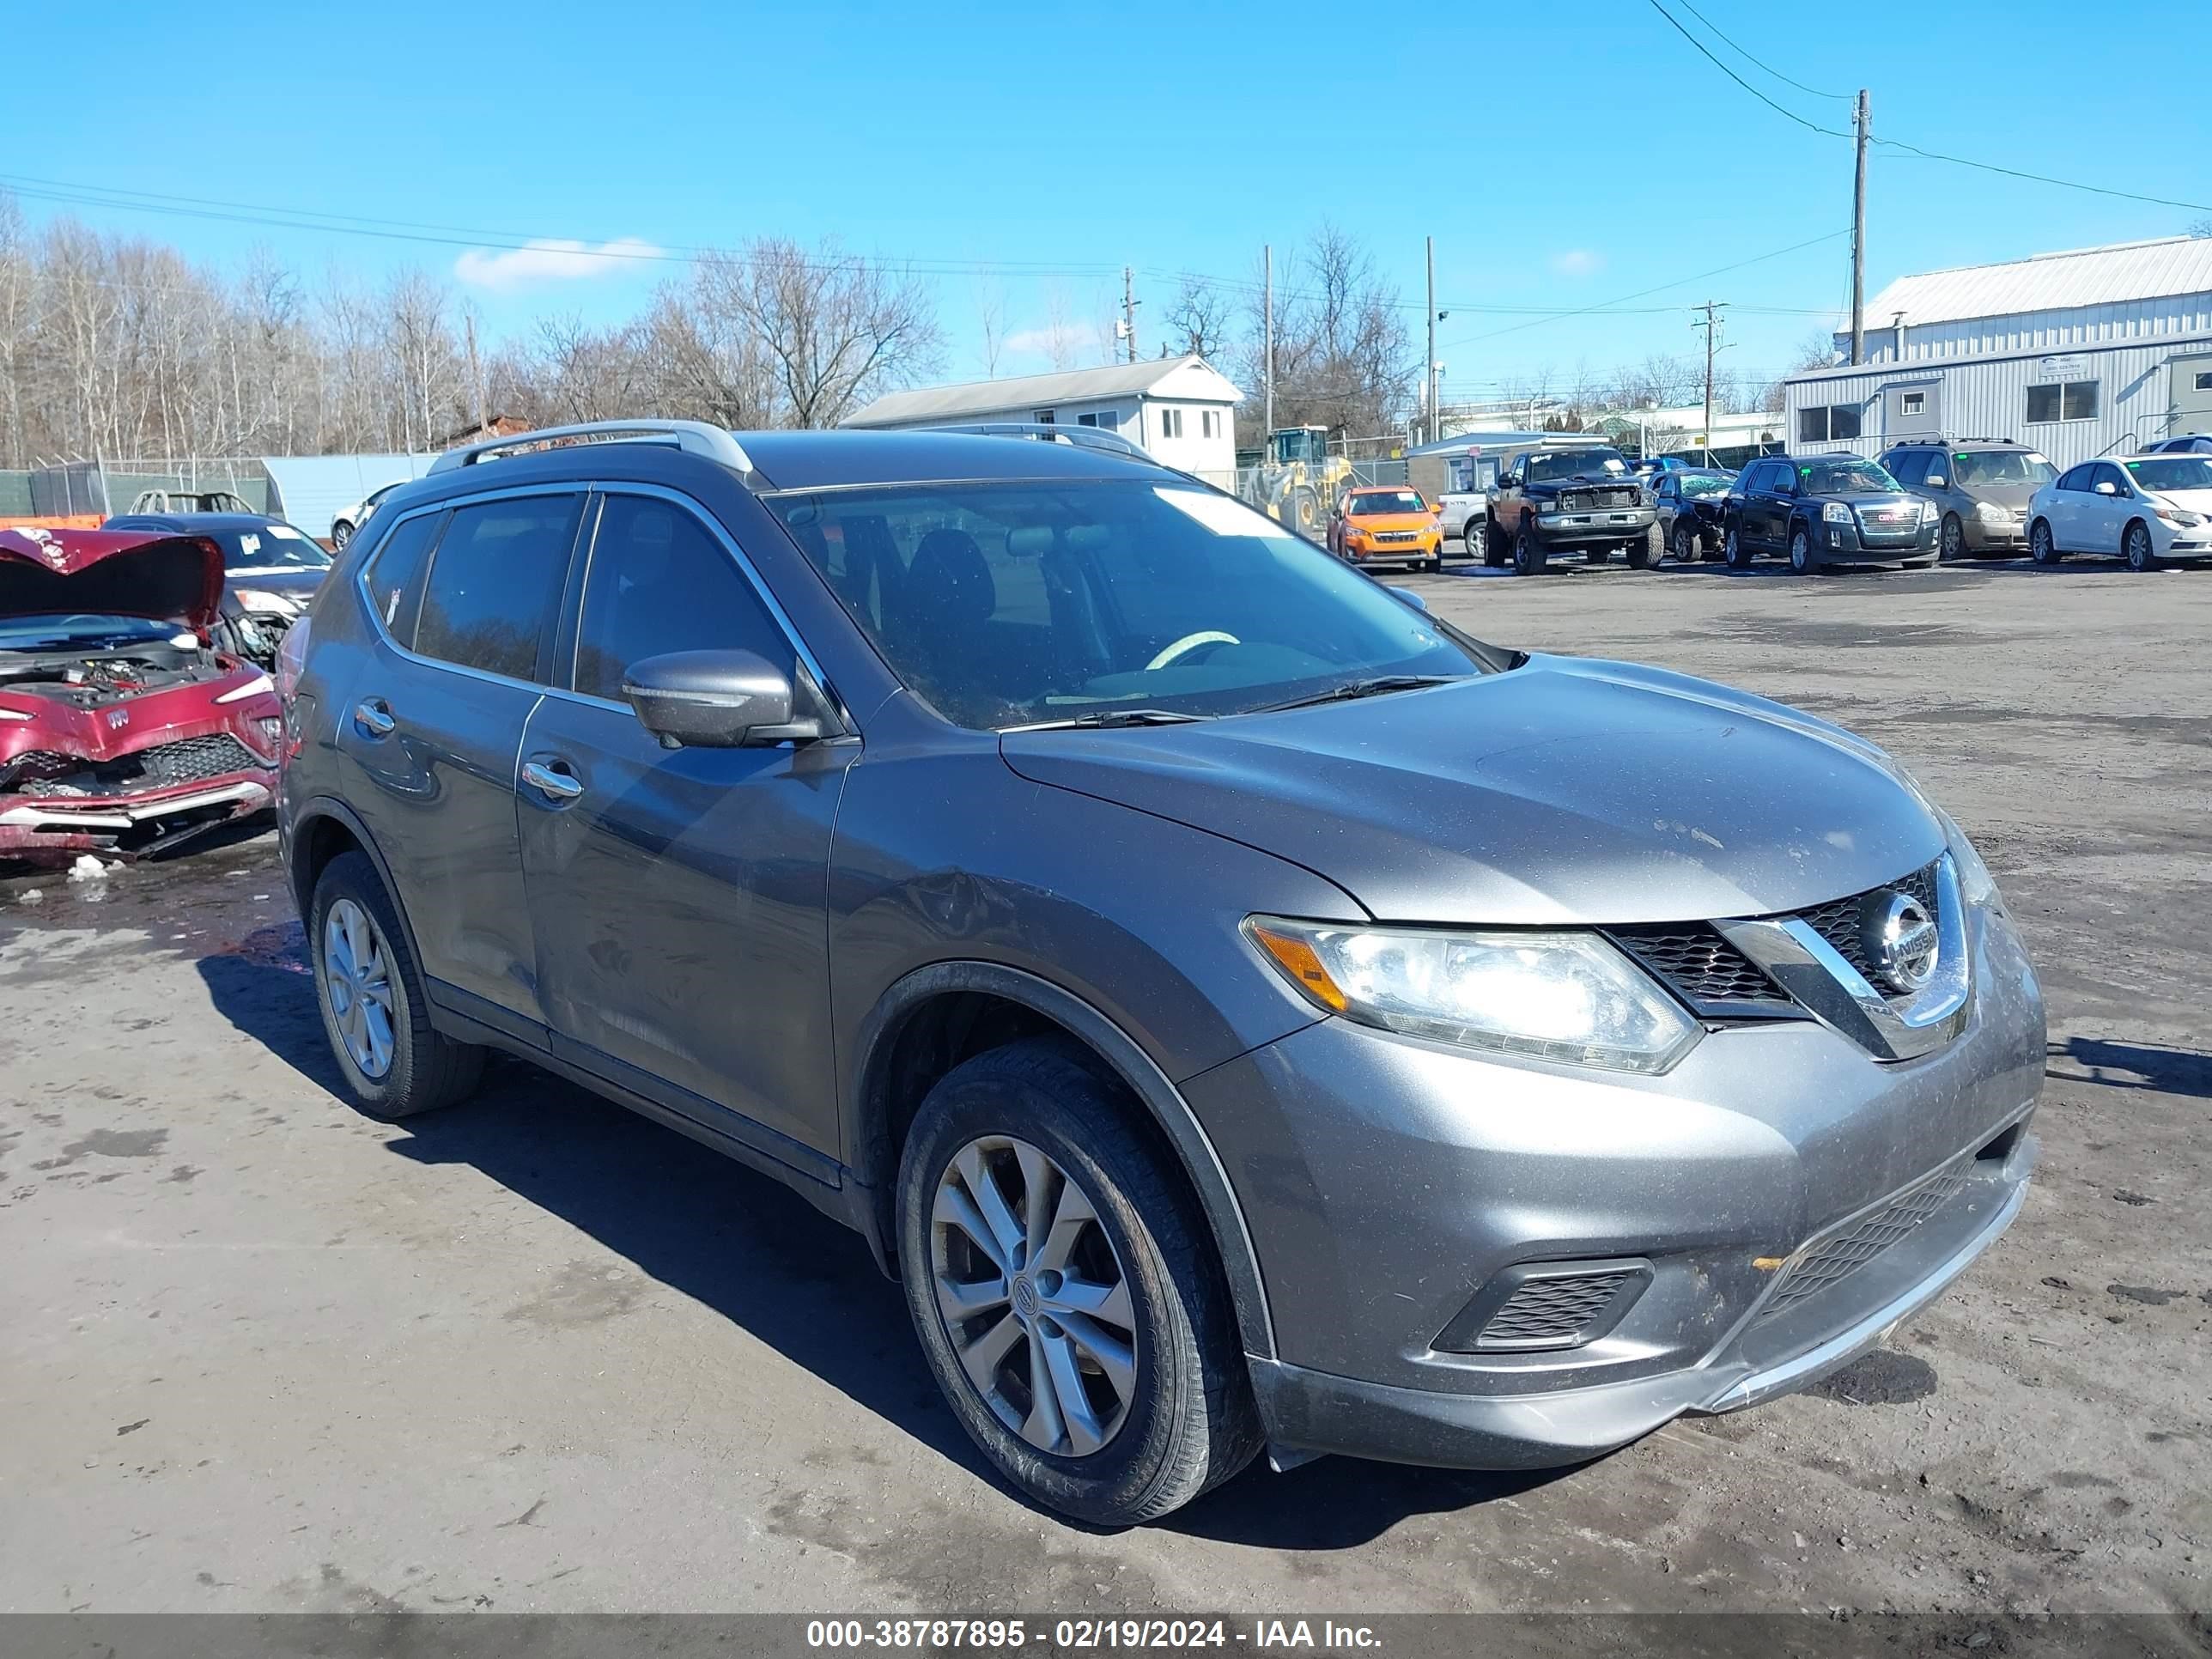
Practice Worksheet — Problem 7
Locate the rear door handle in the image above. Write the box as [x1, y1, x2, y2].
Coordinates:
[352, 698, 396, 738]
[521, 758, 584, 803]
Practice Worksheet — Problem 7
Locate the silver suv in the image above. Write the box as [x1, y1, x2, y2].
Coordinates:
[1879, 439, 2057, 560]
[277, 419, 2044, 1525]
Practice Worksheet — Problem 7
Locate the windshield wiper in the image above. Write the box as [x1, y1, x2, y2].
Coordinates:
[1251, 674, 1461, 714]
[1005, 708, 1212, 732]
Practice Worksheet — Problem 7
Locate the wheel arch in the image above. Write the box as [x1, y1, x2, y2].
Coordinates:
[848, 959, 1277, 1360]
[287, 799, 426, 975]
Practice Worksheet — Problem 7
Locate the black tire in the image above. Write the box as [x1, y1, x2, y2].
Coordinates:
[1512, 519, 1549, 575]
[2029, 519, 2063, 565]
[1626, 524, 1661, 569]
[1939, 514, 1965, 562]
[896, 1041, 1261, 1525]
[1483, 518, 1509, 567]
[331, 520, 355, 551]
[1724, 526, 1755, 569]
[1788, 521, 1820, 575]
[309, 850, 485, 1120]
[1671, 522, 1700, 564]
[2124, 520, 2160, 572]
[1289, 486, 1322, 538]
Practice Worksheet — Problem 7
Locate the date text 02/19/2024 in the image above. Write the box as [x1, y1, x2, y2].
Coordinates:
[804, 1619, 1382, 1650]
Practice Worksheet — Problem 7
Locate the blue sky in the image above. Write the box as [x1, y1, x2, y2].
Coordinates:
[9, 1, 2209, 402]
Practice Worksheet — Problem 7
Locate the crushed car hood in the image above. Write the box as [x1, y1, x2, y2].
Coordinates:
[1000, 656, 1945, 926]
[0, 526, 225, 629]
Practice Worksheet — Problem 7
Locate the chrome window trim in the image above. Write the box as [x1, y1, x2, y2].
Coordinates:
[352, 483, 586, 697]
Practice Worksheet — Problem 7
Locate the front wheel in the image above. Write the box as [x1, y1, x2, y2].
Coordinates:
[897, 1042, 1261, 1524]
[1939, 514, 1965, 562]
[1671, 522, 1701, 563]
[1626, 524, 1661, 569]
[2125, 520, 2160, 572]
[331, 519, 355, 551]
[1788, 524, 1820, 574]
[1513, 520, 1550, 575]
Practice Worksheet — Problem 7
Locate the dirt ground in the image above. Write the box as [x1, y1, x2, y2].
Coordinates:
[1, 551, 2206, 1622]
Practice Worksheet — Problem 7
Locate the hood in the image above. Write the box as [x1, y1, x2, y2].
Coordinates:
[1344, 512, 1437, 532]
[1000, 657, 1945, 926]
[227, 566, 326, 600]
[0, 526, 225, 629]
[1966, 481, 2039, 509]
[2148, 487, 2212, 514]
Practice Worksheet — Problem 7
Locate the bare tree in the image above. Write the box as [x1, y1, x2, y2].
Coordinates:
[710, 239, 942, 428]
[1233, 225, 1414, 447]
[1164, 276, 1233, 362]
[975, 270, 1007, 378]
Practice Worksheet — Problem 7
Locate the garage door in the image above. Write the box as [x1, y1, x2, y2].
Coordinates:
[2171, 353, 2212, 434]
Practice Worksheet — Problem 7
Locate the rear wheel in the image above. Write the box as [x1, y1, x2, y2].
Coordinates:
[331, 519, 355, 551]
[310, 852, 485, 1120]
[1584, 543, 1612, 566]
[1512, 519, 1549, 575]
[2125, 520, 2160, 572]
[1724, 526, 1755, 569]
[2030, 519, 2063, 565]
[896, 1042, 1261, 1524]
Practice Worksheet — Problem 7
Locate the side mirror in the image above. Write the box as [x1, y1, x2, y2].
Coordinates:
[622, 649, 827, 749]
[2094, 480, 2119, 496]
[1924, 473, 1948, 488]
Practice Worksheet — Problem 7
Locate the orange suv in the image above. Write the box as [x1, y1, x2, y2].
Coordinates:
[1327, 485, 1444, 572]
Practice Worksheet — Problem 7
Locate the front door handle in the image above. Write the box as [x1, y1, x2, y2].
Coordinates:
[352, 697, 396, 738]
[521, 759, 584, 803]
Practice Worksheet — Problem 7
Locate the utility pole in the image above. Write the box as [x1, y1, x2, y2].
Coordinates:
[1850, 88, 1869, 365]
[465, 311, 484, 431]
[1121, 266, 1138, 365]
[1425, 235, 1437, 446]
[1693, 301, 1729, 466]
[1262, 244, 1274, 439]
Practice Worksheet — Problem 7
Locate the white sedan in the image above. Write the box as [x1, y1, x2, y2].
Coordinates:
[2028, 454, 2212, 571]
[329, 481, 405, 550]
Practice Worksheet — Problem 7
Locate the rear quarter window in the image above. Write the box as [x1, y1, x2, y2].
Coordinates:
[360, 511, 443, 645]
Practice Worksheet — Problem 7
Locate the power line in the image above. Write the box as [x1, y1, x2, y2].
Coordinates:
[1643, 0, 1849, 137]
[1670, 0, 1850, 100]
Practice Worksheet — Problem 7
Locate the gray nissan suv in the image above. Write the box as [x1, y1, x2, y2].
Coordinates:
[276, 420, 2044, 1525]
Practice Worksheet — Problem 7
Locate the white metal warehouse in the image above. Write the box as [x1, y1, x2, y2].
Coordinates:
[1784, 236, 2212, 467]
[842, 356, 1243, 483]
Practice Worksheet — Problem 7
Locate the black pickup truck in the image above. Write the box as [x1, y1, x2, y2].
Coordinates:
[1485, 445, 1660, 575]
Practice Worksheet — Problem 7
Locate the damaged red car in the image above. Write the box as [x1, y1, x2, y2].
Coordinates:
[0, 526, 283, 865]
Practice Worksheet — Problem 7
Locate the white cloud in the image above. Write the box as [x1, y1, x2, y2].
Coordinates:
[1549, 249, 1603, 277]
[453, 237, 663, 292]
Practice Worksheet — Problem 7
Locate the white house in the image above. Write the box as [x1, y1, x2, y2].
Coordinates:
[843, 356, 1243, 482]
[1784, 235, 2212, 468]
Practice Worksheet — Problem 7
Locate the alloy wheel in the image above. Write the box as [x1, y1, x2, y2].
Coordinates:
[323, 897, 396, 1079]
[930, 1135, 1139, 1458]
[2126, 522, 2156, 571]
[1790, 528, 1813, 574]
[1674, 524, 1697, 563]
[1941, 515, 1964, 561]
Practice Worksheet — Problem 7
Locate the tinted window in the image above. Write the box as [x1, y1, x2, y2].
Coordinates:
[769, 481, 1494, 730]
[413, 494, 581, 681]
[1887, 450, 1929, 485]
[2055, 465, 2091, 492]
[574, 495, 789, 702]
[2091, 463, 2130, 495]
[362, 511, 443, 643]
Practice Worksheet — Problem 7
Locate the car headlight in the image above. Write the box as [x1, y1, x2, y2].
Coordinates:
[234, 588, 301, 617]
[1973, 501, 2011, 523]
[1822, 501, 1852, 524]
[2157, 507, 2205, 527]
[1245, 917, 1701, 1074]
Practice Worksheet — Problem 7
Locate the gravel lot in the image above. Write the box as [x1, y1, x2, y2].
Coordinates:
[2, 552, 2207, 1621]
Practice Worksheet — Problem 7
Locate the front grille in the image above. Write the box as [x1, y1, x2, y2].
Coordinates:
[13, 733, 263, 797]
[1562, 486, 1642, 512]
[1613, 925, 1788, 1010]
[1480, 1272, 1634, 1347]
[1756, 1159, 1971, 1323]
[1797, 860, 1940, 991]
[1371, 530, 1419, 544]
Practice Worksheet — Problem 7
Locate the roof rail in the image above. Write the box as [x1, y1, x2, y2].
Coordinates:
[930, 421, 1159, 465]
[427, 419, 757, 477]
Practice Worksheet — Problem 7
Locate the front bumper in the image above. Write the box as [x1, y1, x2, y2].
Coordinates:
[1534, 507, 1656, 546]
[1345, 537, 1441, 563]
[0, 773, 275, 862]
[1186, 899, 2045, 1468]
[1961, 514, 2028, 551]
[1821, 514, 1938, 561]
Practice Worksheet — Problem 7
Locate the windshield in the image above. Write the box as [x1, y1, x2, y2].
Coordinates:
[1346, 490, 1426, 516]
[2124, 456, 2212, 492]
[1951, 450, 2055, 487]
[1679, 474, 1733, 499]
[1527, 450, 1627, 483]
[225, 524, 332, 570]
[0, 614, 179, 652]
[1802, 459, 1898, 495]
[770, 481, 1497, 730]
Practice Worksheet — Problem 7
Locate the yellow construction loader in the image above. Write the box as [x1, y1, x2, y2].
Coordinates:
[1245, 426, 1355, 538]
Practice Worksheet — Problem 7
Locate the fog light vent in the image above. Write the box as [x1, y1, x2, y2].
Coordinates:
[1434, 1258, 1652, 1354]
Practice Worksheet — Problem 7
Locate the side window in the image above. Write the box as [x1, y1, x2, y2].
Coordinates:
[2092, 463, 2129, 495]
[573, 495, 790, 702]
[1887, 450, 1929, 486]
[2054, 465, 2088, 492]
[360, 511, 442, 645]
[413, 493, 582, 682]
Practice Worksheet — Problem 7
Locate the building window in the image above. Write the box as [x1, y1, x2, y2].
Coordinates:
[2195, 371, 2212, 392]
[1797, 403, 1862, 442]
[1200, 410, 1220, 439]
[1158, 408, 1183, 439]
[1076, 410, 1121, 431]
[1900, 392, 1926, 417]
[1032, 410, 1056, 426]
[2026, 380, 2099, 423]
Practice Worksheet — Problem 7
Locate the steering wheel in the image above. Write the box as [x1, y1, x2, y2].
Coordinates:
[1146, 630, 1241, 671]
